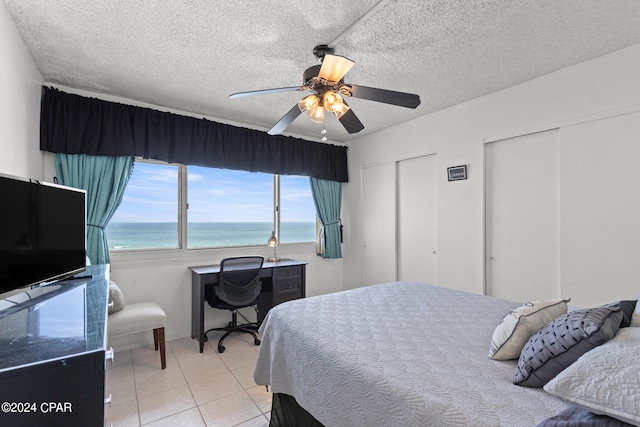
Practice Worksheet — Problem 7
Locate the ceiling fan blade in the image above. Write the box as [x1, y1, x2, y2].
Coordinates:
[267, 105, 302, 135]
[338, 108, 364, 134]
[318, 54, 355, 82]
[229, 86, 303, 99]
[343, 84, 421, 109]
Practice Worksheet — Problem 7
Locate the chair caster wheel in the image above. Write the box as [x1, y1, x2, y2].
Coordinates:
[254, 338, 261, 346]
[218, 345, 225, 353]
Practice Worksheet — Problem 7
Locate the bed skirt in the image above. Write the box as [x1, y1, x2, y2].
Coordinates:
[270, 393, 325, 427]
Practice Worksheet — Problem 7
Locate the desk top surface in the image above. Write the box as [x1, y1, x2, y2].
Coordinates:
[189, 258, 306, 275]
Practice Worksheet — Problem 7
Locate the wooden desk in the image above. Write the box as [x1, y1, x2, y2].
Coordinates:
[189, 259, 306, 353]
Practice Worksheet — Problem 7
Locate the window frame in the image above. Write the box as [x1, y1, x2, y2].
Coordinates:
[107, 159, 317, 254]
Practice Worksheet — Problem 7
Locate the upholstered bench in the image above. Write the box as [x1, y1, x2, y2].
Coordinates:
[107, 282, 167, 369]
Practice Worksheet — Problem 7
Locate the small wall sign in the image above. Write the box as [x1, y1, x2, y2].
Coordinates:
[447, 165, 467, 181]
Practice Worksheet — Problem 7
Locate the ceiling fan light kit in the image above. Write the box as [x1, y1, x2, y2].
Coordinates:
[299, 94, 325, 123]
[298, 91, 350, 123]
[323, 91, 349, 118]
[229, 45, 420, 140]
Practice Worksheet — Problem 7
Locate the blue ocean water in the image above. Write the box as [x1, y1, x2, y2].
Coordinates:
[105, 222, 315, 250]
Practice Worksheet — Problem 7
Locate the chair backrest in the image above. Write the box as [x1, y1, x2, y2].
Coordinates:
[216, 256, 264, 306]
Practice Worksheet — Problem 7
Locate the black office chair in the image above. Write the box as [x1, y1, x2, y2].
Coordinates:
[204, 256, 264, 353]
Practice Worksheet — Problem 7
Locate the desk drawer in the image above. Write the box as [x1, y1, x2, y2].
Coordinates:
[277, 279, 302, 294]
[273, 265, 302, 280]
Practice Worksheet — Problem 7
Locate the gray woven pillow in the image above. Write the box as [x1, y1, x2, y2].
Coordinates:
[603, 300, 637, 328]
[108, 281, 125, 314]
[514, 306, 623, 388]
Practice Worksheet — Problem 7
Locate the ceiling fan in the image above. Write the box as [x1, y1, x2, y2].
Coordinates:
[229, 45, 421, 140]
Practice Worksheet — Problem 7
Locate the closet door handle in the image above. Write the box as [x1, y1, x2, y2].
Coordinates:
[105, 347, 115, 365]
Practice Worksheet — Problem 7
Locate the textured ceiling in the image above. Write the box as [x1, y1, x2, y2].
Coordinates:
[3, 0, 640, 143]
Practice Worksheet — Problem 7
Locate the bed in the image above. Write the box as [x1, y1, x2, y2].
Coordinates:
[254, 281, 639, 427]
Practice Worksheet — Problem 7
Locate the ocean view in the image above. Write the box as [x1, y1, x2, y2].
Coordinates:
[105, 222, 316, 250]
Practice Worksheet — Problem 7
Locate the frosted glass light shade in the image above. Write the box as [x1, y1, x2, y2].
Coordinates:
[298, 94, 325, 123]
[308, 105, 325, 123]
[318, 54, 355, 82]
[298, 95, 319, 116]
[324, 91, 350, 119]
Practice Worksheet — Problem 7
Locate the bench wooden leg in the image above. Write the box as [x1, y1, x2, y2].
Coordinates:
[153, 327, 167, 369]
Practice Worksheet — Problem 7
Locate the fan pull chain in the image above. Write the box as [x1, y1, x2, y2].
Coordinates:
[321, 117, 327, 142]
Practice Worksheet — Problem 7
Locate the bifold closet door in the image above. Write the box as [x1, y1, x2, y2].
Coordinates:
[485, 129, 560, 302]
[559, 112, 640, 306]
[361, 162, 397, 286]
[397, 154, 437, 284]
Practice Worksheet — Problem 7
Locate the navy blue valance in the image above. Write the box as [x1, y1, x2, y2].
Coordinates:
[40, 87, 348, 182]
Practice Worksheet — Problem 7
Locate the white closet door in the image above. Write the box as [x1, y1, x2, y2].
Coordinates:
[485, 129, 560, 302]
[560, 112, 640, 306]
[361, 162, 397, 286]
[397, 154, 438, 283]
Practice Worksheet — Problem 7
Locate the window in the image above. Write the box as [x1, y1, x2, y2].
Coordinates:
[280, 175, 316, 243]
[187, 166, 273, 248]
[106, 161, 179, 250]
[106, 160, 317, 251]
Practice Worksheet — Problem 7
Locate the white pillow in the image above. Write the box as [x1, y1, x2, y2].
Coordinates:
[544, 327, 640, 426]
[488, 299, 569, 360]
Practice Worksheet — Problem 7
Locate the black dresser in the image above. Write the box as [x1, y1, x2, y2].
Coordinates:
[0, 264, 110, 427]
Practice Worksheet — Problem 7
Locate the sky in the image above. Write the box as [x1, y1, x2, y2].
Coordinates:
[110, 162, 316, 223]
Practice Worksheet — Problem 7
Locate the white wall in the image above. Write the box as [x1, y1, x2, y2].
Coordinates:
[0, 3, 44, 179]
[343, 43, 640, 304]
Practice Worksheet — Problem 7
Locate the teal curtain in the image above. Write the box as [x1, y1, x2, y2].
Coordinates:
[309, 177, 342, 259]
[55, 154, 134, 265]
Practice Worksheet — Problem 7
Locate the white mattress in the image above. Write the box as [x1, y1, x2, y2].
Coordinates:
[254, 281, 568, 426]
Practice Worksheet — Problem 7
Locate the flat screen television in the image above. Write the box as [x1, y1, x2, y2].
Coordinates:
[0, 173, 86, 296]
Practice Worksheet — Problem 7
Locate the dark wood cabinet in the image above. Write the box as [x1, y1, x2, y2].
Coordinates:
[259, 262, 305, 320]
[0, 265, 110, 427]
[273, 264, 305, 304]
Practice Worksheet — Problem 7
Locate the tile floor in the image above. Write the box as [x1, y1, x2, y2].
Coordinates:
[106, 332, 271, 427]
